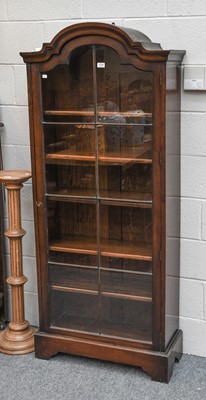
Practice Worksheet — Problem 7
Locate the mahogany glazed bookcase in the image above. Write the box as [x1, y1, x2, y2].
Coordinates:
[21, 22, 185, 382]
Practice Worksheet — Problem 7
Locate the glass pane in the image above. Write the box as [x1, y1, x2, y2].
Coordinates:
[100, 203, 152, 260]
[49, 264, 98, 291]
[101, 257, 152, 273]
[46, 162, 96, 197]
[96, 46, 153, 123]
[47, 200, 97, 255]
[44, 124, 95, 159]
[99, 163, 152, 202]
[49, 252, 98, 266]
[44, 124, 96, 197]
[50, 289, 99, 333]
[101, 297, 152, 341]
[98, 125, 152, 155]
[42, 43, 154, 343]
[101, 270, 152, 299]
[42, 46, 94, 123]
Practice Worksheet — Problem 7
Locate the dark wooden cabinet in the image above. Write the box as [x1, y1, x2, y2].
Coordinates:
[21, 23, 185, 382]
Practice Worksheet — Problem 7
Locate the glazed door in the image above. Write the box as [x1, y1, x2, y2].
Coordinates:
[41, 44, 154, 344]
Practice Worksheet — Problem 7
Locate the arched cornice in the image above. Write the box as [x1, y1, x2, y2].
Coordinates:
[20, 22, 170, 64]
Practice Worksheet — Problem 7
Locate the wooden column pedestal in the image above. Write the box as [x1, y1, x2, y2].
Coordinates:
[0, 170, 36, 354]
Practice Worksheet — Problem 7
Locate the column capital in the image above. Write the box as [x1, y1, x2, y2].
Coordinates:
[0, 170, 31, 186]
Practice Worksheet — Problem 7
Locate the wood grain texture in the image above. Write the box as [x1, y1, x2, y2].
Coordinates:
[0, 170, 36, 354]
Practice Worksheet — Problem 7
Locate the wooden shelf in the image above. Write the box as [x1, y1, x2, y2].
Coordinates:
[44, 110, 152, 119]
[101, 292, 152, 302]
[99, 150, 152, 164]
[45, 149, 152, 165]
[51, 314, 152, 343]
[46, 188, 96, 200]
[99, 190, 152, 203]
[46, 150, 95, 163]
[49, 237, 152, 261]
[101, 240, 152, 260]
[101, 320, 152, 342]
[43, 121, 153, 127]
[50, 265, 152, 300]
[50, 237, 98, 255]
[51, 285, 98, 295]
[51, 315, 99, 334]
[51, 285, 151, 302]
[99, 141, 152, 163]
[46, 189, 152, 206]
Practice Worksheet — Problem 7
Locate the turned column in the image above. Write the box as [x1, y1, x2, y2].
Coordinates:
[0, 170, 36, 354]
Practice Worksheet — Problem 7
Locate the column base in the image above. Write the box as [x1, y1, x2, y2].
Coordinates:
[0, 321, 36, 355]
